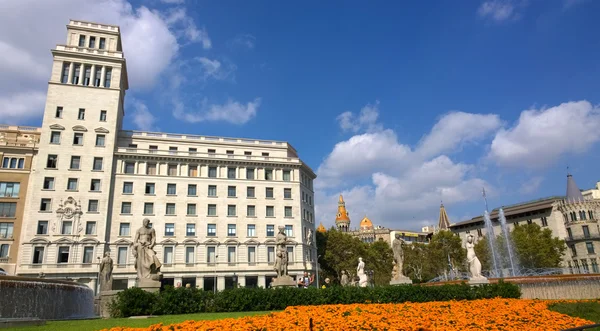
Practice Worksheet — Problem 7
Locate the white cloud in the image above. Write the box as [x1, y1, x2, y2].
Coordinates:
[196, 57, 237, 81]
[130, 99, 157, 131]
[160, 0, 185, 4]
[477, 0, 518, 22]
[519, 176, 544, 194]
[229, 34, 256, 49]
[163, 7, 211, 49]
[488, 101, 600, 168]
[173, 98, 261, 125]
[0, 91, 47, 123]
[337, 101, 382, 133]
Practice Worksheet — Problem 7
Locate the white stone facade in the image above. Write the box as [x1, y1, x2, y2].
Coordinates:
[16, 20, 317, 292]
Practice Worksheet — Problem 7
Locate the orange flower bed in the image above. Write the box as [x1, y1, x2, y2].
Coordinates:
[103, 298, 593, 331]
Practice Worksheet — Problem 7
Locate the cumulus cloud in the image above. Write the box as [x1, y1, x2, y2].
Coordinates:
[477, 0, 526, 22]
[519, 176, 544, 195]
[337, 101, 382, 133]
[130, 99, 157, 131]
[0, 91, 47, 124]
[488, 101, 600, 168]
[196, 57, 237, 81]
[173, 98, 261, 125]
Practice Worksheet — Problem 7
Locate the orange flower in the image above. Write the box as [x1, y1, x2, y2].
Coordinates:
[101, 299, 594, 331]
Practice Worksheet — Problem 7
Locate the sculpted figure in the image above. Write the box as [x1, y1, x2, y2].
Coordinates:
[274, 226, 288, 277]
[466, 234, 486, 280]
[392, 233, 406, 278]
[306, 228, 313, 247]
[340, 270, 349, 286]
[357, 257, 368, 287]
[99, 251, 113, 291]
[132, 218, 162, 280]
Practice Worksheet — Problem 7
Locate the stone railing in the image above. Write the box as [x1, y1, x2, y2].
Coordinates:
[116, 147, 301, 163]
[565, 233, 600, 242]
[122, 130, 288, 147]
[0, 257, 9, 263]
[55, 45, 123, 58]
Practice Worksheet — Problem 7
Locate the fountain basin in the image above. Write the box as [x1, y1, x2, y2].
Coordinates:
[425, 274, 600, 300]
[0, 275, 95, 320]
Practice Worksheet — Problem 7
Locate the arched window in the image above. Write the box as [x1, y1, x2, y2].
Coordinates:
[580, 211, 587, 220]
[571, 212, 577, 222]
[589, 211, 595, 220]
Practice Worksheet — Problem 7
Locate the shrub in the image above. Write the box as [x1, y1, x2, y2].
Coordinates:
[109, 282, 521, 317]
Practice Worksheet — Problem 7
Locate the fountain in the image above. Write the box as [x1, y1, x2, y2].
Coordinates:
[483, 210, 501, 277]
[498, 208, 520, 276]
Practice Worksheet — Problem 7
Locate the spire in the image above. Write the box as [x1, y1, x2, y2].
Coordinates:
[335, 194, 351, 232]
[438, 203, 451, 231]
[316, 222, 327, 233]
[566, 172, 584, 203]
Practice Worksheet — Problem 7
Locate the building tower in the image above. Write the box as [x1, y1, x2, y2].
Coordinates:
[438, 203, 451, 231]
[316, 222, 327, 233]
[335, 195, 351, 232]
[18, 20, 128, 288]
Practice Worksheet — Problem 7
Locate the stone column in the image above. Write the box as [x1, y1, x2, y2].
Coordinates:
[100, 66, 106, 87]
[78, 64, 84, 85]
[127, 278, 136, 288]
[258, 275, 266, 289]
[217, 276, 225, 291]
[90, 278, 97, 295]
[90, 64, 96, 86]
[237, 275, 246, 288]
[196, 276, 204, 289]
[67, 62, 74, 84]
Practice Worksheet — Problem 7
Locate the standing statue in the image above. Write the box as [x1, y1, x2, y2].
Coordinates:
[390, 233, 413, 284]
[99, 251, 113, 292]
[357, 257, 368, 287]
[466, 234, 488, 283]
[132, 218, 162, 282]
[306, 228, 313, 247]
[340, 270, 349, 286]
[271, 226, 296, 287]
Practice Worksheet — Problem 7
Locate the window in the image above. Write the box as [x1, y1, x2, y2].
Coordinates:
[188, 184, 197, 196]
[228, 186, 237, 197]
[244, 151, 252, 156]
[188, 165, 198, 177]
[37, 221, 48, 235]
[227, 167, 236, 179]
[284, 188, 292, 199]
[104, 68, 112, 88]
[167, 183, 177, 195]
[208, 166, 217, 178]
[83, 246, 94, 264]
[123, 182, 133, 194]
[477, 228, 483, 237]
[0, 182, 19, 197]
[78, 108, 85, 120]
[85, 221, 96, 235]
[207, 224, 216, 236]
[83, 65, 91, 85]
[169, 146, 178, 155]
[33, 247, 45, 264]
[55, 106, 63, 118]
[222, 204, 235, 217]
[69, 156, 80, 170]
[94, 67, 102, 86]
[90, 179, 101, 191]
[95, 134, 105, 147]
[246, 168, 255, 180]
[166, 203, 176, 215]
[146, 163, 157, 175]
[247, 186, 255, 198]
[163, 246, 174, 264]
[165, 223, 175, 236]
[121, 202, 131, 214]
[47, 155, 58, 169]
[43, 177, 54, 190]
[187, 203, 196, 215]
[583, 225, 591, 238]
[73, 133, 84, 145]
[248, 246, 256, 263]
[0, 223, 13, 238]
[186, 223, 196, 236]
[593, 259, 599, 273]
[168, 164, 177, 176]
[567, 228, 573, 239]
[267, 246, 275, 263]
[590, 211, 595, 220]
[39, 199, 51, 212]
[228, 246, 236, 264]
[285, 206, 292, 217]
[67, 178, 78, 191]
[72, 64, 81, 84]
[0, 244, 8, 258]
[208, 185, 217, 197]
[541, 217, 548, 227]
[207, 246, 216, 263]
[2, 158, 24, 169]
[143, 203, 154, 215]
[527, 219, 532, 225]
[145, 183, 155, 194]
[50, 131, 61, 144]
[570, 245, 577, 257]
[287, 246, 294, 262]
[78, 35, 86, 47]
[285, 225, 293, 237]
[581, 211, 587, 220]
[265, 169, 273, 180]
[99, 37, 106, 49]
[189, 148, 197, 155]
[266, 206, 274, 217]
[283, 170, 291, 181]
[119, 223, 130, 236]
[61, 63, 69, 83]
[228, 224, 236, 236]
[208, 149, 216, 156]
[61, 221, 72, 235]
[100, 110, 107, 121]
[185, 246, 195, 264]
[88, 200, 98, 212]
[266, 187, 274, 198]
[93, 157, 103, 171]
[247, 224, 256, 237]
[124, 162, 135, 174]
[247, 205, 256, 217]
[117, 247, 127, 265]
[266, 225, 275, 237]
[587, 242, 596, 254]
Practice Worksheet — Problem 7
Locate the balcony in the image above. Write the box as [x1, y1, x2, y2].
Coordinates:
[116, 147, 301, 163]
[0, 257, 9, 263]
[565, 233, 600, 242]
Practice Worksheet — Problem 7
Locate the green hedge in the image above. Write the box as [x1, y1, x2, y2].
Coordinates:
[108, 281, 520, 318]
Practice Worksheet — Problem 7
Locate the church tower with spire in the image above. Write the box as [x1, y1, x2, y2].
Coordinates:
[335, 195, 351, 232]
[438, 203, 451, 231]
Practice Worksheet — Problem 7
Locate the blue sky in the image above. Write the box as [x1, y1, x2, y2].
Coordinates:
[2, 0, 600, 230]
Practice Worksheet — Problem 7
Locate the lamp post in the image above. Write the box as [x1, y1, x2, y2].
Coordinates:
[214, 254, 218, 294]
[96, 256, 101, 295]
[315, 254, 321, 288]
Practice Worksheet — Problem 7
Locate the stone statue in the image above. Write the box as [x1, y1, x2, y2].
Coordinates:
[340, 270, 349, 286]
[357, 257, 368, 287]
[271, 226, 296, 287]
[306, 228, 313, 247]
[133, 218, 162, 282]
[390, 234, 412, 285]
[99, 252, 113, 292]
[466, 234, 488, 283]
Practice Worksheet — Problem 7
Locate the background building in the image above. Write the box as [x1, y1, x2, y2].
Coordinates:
[15, 20, 316, 292]
[0, 125, 40, 275]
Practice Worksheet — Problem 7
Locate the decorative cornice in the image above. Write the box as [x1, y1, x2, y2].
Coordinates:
[49, 124, 65, 130]
[95, 127, 110, 133]
[72, 125, 88, 132]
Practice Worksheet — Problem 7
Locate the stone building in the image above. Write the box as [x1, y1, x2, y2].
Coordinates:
[450, 173, 600, 274]
[0, 125, 41, 275]
[15, 20, 317, 292]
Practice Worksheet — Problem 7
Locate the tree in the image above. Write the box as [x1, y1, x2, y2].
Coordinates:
[474, 236, 491, 271]
[510, 223, 566, 269]
[321, 230, 367, 282]
[428, 230, 466, 277]
[365, 240, 393, 285]
[403, 243, 430, 282]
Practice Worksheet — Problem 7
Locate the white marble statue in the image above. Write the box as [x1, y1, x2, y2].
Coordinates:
[357, 257, 368, 287]
[133, 218, 162, 281]
[466, 234, 487, 282]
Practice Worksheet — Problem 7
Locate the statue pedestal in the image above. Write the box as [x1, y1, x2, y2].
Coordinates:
[99, 290, 122, 318]
[271, 275, 297, 288]
[390, 276, 413, 285]
[468, 277, 489, 285]
[137, 279, 161, 292]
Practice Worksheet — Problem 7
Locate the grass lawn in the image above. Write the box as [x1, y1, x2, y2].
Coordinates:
[549, 301, 600, 330]
[12, 311, 273, 331]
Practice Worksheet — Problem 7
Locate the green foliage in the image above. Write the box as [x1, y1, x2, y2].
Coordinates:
[474, 236, 491, 271]
[109, 282, 521, 317]
[511, 223, 566, 268]
[548, 301, 600, 324]
[321, 229, 368, 281]
[364, 240, 394, 285]
[403, 243, 433, 282]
